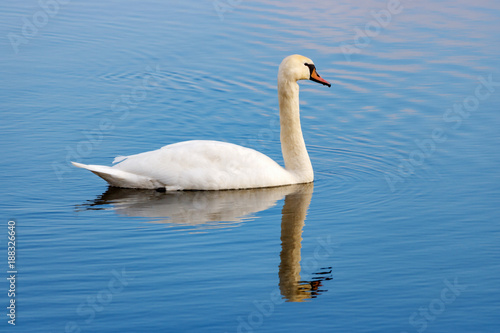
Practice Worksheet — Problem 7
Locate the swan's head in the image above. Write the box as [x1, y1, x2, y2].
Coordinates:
[279, 54, 331, 87]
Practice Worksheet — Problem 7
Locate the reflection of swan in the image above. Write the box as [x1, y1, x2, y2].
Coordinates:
[279, 183, 332, 302]
[72, 55, 330, 190]
[78, 184, 305, 226]
[78, 183, 332, 300]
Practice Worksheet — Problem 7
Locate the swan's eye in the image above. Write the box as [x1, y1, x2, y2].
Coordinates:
[304, 63, 316, 75]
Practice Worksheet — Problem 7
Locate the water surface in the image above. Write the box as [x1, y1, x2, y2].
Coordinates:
[1, 0, 499, 332]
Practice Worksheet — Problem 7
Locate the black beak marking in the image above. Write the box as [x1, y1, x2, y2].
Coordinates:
[304, 63, 331, 88]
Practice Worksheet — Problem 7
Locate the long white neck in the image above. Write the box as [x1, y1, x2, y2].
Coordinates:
[278, 79, 313, 183]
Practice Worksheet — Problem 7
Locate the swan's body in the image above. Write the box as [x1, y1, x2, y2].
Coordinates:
[73, 140, 295, 190]
[73, 55, 330, 190]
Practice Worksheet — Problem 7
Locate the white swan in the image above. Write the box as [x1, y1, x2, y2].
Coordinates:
[72, 54, 331, 190]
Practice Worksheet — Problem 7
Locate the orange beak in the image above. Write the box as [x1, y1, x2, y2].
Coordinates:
[310, 67, 331, 87]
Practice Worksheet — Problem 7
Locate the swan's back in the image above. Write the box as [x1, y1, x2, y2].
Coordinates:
[95, 140, 294, 190]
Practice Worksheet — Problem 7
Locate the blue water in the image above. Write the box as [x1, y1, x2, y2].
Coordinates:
[1, 0, 500, 332]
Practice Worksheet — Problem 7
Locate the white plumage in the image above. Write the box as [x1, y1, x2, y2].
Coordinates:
[72, 55, 331, 190]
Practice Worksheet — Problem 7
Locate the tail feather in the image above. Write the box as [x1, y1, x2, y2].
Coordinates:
[71, 162, 162, 189]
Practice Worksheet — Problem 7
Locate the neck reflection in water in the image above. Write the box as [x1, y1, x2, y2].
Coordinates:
[279, 183, 332, 302]
[78, 183, 332, 301]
